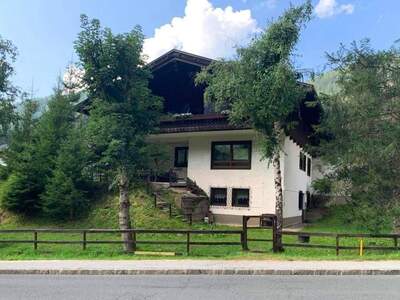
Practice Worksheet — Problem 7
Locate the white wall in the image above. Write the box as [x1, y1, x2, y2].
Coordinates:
[282, 137, 312, 218]
[187, 130, 276, 216]
[149, 130, 312, 220]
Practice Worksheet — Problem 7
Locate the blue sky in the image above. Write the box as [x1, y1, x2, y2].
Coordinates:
[0, 0, 399, 97]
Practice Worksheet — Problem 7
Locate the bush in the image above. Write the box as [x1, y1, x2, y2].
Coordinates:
[41, 126, 93, 220]
[0, 173, 42, 215]
[42, 170, 88, 220]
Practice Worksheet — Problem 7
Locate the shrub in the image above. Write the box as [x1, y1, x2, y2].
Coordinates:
[41, 169, 88, 220]
[0, 173, 42, 215]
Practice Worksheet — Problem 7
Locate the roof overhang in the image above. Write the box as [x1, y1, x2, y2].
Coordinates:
[148, 49, 214, 72]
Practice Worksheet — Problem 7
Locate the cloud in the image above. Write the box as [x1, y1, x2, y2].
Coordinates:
[315, 0, 355, 18]
[260, 0, 278, 9]
[143, 0, 259, 62]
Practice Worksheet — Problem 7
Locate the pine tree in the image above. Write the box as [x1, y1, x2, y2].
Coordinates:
[42, 125, 92, 220]
[1, 89, 79, 215]
[317, 40, 400, 232]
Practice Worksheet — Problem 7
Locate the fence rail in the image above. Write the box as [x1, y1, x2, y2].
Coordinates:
[1, 221, 400, 256]
[0, 228, 244, 254]
[281, 230, 400, 255]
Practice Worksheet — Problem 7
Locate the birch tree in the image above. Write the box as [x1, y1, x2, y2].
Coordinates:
[74, 15, 161, 252]
[196, 3, 312, 251]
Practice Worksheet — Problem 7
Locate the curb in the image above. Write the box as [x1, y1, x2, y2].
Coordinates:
[1, 269, 400, 275]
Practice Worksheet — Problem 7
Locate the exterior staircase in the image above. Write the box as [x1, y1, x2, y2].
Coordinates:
[150, 180, 210, 224]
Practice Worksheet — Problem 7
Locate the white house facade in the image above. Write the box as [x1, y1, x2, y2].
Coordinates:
[146, 49, 320, 226]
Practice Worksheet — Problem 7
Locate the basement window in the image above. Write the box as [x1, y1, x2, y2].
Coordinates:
[210, 188, 227, 206]
[211, 141, 251, 169]
[298, 191, 304, 210]
[232, 188, 250, 207]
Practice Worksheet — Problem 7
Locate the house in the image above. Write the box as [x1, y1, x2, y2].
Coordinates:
[147, 49, 322, 226]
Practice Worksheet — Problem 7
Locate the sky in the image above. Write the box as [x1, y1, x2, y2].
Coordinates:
[0, 0, 399, 97]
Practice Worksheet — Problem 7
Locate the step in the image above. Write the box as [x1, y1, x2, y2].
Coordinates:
[170, 182, 187, 188]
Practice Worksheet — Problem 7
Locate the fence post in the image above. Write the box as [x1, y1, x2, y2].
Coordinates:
[336, 235, 340, 256]
[186, 231, 190, 255]
[242, 216, 248, 251]
[133, 230, 137, 251]
[169, 203, 172, 218]
[188, 214, 192, 226]
[33, 231, 38, 250]
[82, 231, 87, 250]
[394, 236, 398, 250]
[153, 193, 157, 208]
[272, 216, 278, 253]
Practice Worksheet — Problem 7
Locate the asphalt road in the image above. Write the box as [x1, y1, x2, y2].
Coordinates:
[0, 275, 399, 300]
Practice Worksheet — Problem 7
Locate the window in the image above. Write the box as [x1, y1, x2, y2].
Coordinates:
[174, 147, 188, 168]
[307, 157, 312, 177]
[210, 188, 227, 206]
[298, 191, 304, 210]
[299, 152, 307, 172]
[232, 188, 250, 207]
[211, 141, 251, 169]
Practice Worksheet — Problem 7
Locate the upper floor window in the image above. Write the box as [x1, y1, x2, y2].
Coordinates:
[211, 141, 252, 169]
[307, 157, 311, 177]
[299, 152, 307, 172]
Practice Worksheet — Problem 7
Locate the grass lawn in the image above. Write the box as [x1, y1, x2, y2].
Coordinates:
[0, 188, 399, 260]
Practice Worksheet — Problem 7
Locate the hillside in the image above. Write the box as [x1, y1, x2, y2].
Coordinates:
[311, 70, 339, 95]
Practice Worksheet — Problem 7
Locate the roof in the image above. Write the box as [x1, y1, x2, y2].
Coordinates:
[148, 49, 214, 71]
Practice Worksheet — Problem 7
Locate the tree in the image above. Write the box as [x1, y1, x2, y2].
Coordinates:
[74, 15, 162, 252]
[316, 40, 400, 232]
[1, 88, 78, 215]
[0, 35, 18, 139]
[1, 100, 40, 214]
[42, 124, 92, 220]
[196, 3, 312, 251]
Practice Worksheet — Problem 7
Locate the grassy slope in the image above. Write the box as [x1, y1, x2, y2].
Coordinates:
[0, 189, 399, 260]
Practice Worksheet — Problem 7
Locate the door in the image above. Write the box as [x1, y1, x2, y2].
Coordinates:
[174, 147, 188, 180]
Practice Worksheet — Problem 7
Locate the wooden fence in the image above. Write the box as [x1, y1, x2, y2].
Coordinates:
[0, 220, 399, 256]
[0, 228, 244, 255]
[282, 231, 400, 256]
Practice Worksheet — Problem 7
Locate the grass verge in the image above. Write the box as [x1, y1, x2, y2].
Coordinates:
[0, 190, 399, 260]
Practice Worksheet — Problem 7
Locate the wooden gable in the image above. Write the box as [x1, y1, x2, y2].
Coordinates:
[148, 49, 212, 115]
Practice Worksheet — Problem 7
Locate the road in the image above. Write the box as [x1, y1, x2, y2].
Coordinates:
[0, 275, 399, 299]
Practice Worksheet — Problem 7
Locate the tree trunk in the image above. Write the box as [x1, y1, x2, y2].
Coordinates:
[118, 167, 134, 253]
[272, 122, 284, 252]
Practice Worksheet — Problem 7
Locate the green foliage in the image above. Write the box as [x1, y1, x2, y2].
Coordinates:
[0, 173, 41, 214]
[42, 125, 93, 220]
[1, 89, 88, 217]
[317, 40, 400, 232]
[74, 15, 162, 184]
[196, 2, 312, 158]
[1, 100, 41, 214]
[312, 178, 332, 195]
[0, 35, 18, 139]
[311, 71, 339, 95]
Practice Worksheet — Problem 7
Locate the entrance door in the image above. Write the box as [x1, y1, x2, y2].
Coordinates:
[174, 147, 188, 181]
